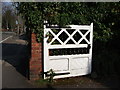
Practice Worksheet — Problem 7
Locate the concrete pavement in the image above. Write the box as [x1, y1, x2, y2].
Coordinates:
[2, 33, 35, 88]
[2, 63, 33, 88]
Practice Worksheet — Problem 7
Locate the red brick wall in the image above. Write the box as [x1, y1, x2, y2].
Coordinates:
[29, 33, 43, 80]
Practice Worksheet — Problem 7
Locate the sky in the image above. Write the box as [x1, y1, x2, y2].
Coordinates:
[2, 2, 13, 12]
[1, 0, 12, 2]
[2, 2, 12, 6]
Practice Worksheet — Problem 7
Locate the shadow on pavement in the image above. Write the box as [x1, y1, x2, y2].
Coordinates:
[2, 34, 30, 79]
[2, 43, 30, 78]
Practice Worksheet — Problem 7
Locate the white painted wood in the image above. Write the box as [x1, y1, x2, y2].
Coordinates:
[43, 25, 49, 79]
[48, 44, 88, 49]
[89, 23, 93, 73]
[71, 57, 89, 69]
[77, 29, 90, 44]
[70, 57, 89, 75]
[43, 23, 93, 79]
[48, 58, 69, 72]
[48, 29, 64, 45]
[68, 25, 90, 29]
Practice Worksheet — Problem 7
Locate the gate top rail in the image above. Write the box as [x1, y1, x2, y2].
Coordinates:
[44, 24, 91, 29]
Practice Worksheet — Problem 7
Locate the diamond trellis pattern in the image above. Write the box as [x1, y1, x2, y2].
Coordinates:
[66, 39, 75, 44]
[79, 39, 88, 44]
[86, 32, 90, 42]
[52, 29, 61, 35]
[80, 30, 87, 34]
[47, 31, 54, 43]
[77, 29, 90, 44]
[66, 29, 75, 34]
[51, 39, 61, 45]
[59, 31, 69, 42]
[48, 29, 64, 45]
[46, 28, 90, 45]
[73, 32, 82, 42]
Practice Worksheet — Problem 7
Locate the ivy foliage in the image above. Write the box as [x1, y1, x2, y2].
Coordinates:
[15, 2, 120, 42]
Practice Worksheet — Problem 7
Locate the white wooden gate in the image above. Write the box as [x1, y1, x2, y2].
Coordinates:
[44, 23, 93, 79]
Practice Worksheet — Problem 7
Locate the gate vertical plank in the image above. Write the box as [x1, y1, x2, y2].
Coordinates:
[89, 23, 93, 73]
[43, 25, 49, 79]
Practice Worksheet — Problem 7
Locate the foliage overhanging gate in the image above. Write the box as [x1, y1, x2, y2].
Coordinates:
[44, 23, 93, 79]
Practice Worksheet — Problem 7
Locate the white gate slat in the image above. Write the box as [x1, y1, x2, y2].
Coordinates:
[69, 25, 90, 29]
[48, 44, 88, 49]
[89, 23, 93, 73]
[43, 26, 49, 79]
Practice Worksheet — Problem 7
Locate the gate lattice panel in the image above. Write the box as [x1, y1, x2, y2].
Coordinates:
[44, 23, 93, 79]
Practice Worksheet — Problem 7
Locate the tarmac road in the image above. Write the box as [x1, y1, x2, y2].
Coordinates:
[0, 31, 15, 41]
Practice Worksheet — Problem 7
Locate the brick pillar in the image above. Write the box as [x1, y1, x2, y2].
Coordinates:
[30, 33, 42, 80]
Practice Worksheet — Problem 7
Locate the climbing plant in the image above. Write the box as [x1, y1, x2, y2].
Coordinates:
[14, 2, 120, 42]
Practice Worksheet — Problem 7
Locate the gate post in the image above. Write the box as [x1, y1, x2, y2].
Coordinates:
[29, 33, 43, 80]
